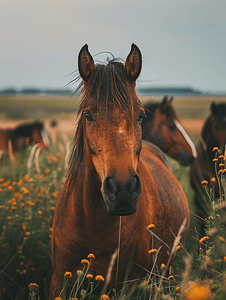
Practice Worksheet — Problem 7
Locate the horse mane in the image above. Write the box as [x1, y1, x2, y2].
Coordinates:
[62, 59, 141, 201]
[143, 100, 177, 126]
[13, 121, 44, 137]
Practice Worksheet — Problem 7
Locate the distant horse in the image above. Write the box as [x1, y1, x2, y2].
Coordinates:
[190, 102, 226, 232]
[0, 121, 49, 160]
[142, 96, 197, 166]
[50, 44, 189, 298]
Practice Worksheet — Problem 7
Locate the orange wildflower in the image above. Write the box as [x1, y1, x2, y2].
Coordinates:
[64, 271, 72, 277]
[95, 275, 105, 281]
[183, 281, 212, 300]
[81, 259, 89, 265]
[199, 236, 209, 244]
[87, 253, 95, 260]
[148, 249, 157, 254]
[101, 295, 110, 300]
[147, 224, 155, 229]
[219, 236, 226, 242]
[201, 180, 208, 185]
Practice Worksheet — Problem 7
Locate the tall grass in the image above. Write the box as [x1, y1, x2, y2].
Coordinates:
[1, 133, 226, 299]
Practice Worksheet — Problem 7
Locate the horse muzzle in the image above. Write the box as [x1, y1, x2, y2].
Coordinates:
[179, 151, 195, 166]
[102, 173, 141, 216]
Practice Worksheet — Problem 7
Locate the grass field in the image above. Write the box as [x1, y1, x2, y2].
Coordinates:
[0, 95, 226, 299]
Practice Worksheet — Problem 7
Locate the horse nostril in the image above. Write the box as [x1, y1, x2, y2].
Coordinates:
[104, 176, 117, 201]
[131, 174, 141, 200]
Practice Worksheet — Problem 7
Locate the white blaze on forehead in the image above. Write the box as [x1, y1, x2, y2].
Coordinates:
[174, 120, 197, 158]
[41, 130, 50, 146]
[119, 128, 124, 134]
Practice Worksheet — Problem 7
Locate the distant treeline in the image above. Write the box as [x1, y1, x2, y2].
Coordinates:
[0, 88, 73, 95]
[137, 86, 203, 96]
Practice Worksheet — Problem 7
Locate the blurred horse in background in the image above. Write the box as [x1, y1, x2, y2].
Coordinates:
[50, 44, 189, 298]
[190, 102, 226, 233]
[0, 121, 49, 160]
[142, 96, 197, 166]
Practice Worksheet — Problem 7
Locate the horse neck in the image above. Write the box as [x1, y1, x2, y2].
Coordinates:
[202, 117, 218, 159]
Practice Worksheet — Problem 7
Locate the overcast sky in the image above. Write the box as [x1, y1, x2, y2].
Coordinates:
[1, 0, 226, 93]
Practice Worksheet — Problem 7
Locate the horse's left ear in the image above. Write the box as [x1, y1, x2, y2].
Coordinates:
[211, 101, 217, 114]
[125, 44, 142, 83]
[78, 44, 95, 83]
[160, 96, 168, 112]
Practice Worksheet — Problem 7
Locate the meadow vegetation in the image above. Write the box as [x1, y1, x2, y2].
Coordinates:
[1, 95, 226, 299]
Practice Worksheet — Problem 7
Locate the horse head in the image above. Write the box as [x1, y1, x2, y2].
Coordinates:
[208, 102, 226, 155]
[77, 44, 144, 215]
[142, 96, 197, 165]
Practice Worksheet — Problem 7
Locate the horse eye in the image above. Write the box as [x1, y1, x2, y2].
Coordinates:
[84, 110, 93, 124]
[138, 111, 146, 125]
[168, 124, 176, 131]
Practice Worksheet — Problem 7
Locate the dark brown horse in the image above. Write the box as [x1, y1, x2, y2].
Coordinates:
[0, 121, 49, 160]
[50, 44, 189, 298]
[190, 102, 226, 232]
[142, 96, 197, 166]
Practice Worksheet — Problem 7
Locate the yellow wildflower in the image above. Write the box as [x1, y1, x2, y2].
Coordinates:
[210, 177, 216, 182]
[219, 155, 224, 159]
[86, 274, 94, 279]
[168, 275, 175, 280]
[17, 180, 23, 186]
[44, 168, 50, 174]
[218, 169, 224, 175]
[161, 263, 166, 268]
[95, 275, 105, 281]
[52, 192, 58, 198]
[224, 256, 226, 262]
[148, 249, 157, 254]
[0, 188, 2, 192]
[199, 236, 209, 244]
[7, 216, 11, 220]
[64, 271, 72, 277]
[212, 147, 219, 151]
[212, 158, 218, 162]
[81, 259, 89, 265]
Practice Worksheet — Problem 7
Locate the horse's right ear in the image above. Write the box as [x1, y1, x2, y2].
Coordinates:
[78, 44, 95, 82]
[211, 101, 217, 114]
[125, 44, 142, 83]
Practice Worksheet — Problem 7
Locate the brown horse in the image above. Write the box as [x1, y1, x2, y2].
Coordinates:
[142, 96, 197, 166]
[190, 102, 226, 233]
[0, 121, 49, 160]
[50, 44, 189, 298]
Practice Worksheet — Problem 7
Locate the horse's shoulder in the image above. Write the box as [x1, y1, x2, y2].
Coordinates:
[141, 140, 171, 170]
